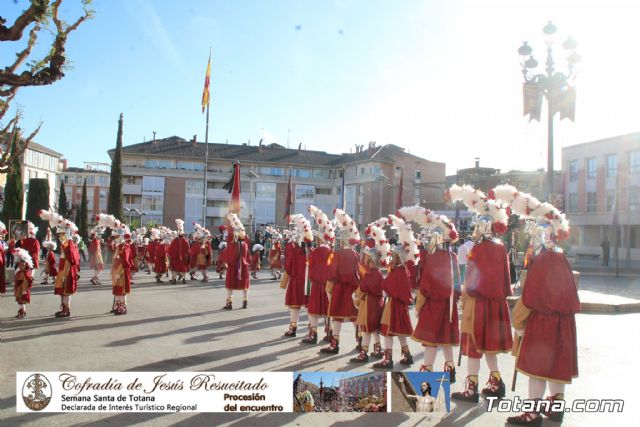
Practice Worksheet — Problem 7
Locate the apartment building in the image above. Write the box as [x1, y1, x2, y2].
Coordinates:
[59, 162, 111, 220]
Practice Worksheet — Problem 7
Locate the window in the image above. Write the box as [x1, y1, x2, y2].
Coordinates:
[295, 184, 315, 200]
[126, 176, 137, 184]
[142, 195, 163, 211]
[568, 193, 578, 212]
[370, 166, 381, 176]
[630, 151, 640, 175]
[292, 168, 312, 178]
[606, 190, 615, 211]
[569, 160, 578, 181]
[124, 194, 138, 204]
[186, 180, 204, 195]
[415, 170, 421, 179]
[313, 169, 326, 178]
[145, 158, 173, 169]
[316, 188, 332, 195]
[63, 175, 69, 184]
[630, 190, 639, 211]
[256, 183, 276, 199]
[86, 175, 95, 185]
[177, 161, 204, 171]
[207, 181, 225, 189]
[259, 167, 284, 176]
[142, 176, 164, 193]
[607, 154, 617, 177]
[586, 192, 597, 212]
[586, 158, 596, 179]
[414, 187, 420, 203]
[360, 167, 365, 175]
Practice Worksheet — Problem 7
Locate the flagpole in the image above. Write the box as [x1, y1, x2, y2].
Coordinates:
[203, 102, 209, 225]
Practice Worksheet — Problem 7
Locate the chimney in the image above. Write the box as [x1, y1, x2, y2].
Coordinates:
[475, 157, 480, 168]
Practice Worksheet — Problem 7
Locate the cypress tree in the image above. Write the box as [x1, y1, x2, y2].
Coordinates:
[2, 155, 23, 224]
[107, 113, 124, 221]
[58, 180, 69, 217]
[74, 203, 82, 229]
[79, 179, 89, 239]
[25, 178, 50, 241]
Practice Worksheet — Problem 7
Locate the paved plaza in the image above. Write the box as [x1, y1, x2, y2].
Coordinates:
[1, 265, 637, 426]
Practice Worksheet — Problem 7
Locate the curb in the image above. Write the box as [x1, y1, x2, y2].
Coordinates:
[507, 296, 640, 314]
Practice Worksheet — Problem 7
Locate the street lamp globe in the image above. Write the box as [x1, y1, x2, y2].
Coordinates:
[518, 41, 533, 56]
[543, 21, 557, 35]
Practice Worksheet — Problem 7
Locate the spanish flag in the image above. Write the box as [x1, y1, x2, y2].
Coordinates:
[201, 54, 211, 113]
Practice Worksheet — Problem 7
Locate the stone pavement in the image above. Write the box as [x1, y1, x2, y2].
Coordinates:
[1, 266, 636, 426]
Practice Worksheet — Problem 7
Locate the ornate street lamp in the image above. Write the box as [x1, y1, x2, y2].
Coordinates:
[518, 21, 580, 201]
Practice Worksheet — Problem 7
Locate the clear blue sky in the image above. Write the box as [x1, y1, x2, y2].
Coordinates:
[4, 0, 640, 174]
[406, 371, 450, 411]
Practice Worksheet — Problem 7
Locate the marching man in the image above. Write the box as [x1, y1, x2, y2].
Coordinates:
[13, 248, 34, 318]
[215, 241, 227, 279]
[267, 229, 283, 280]
[449, 184, 513, 402]
[320, 209, 361, 355]
[41, 240, 58, 285]
[190, 223, 212, 282]
[21, 221, 41, 272]
[168, 219, 190, 284]
[399, 206, 460, 380]
[492, 185, 580, 426]
[301, 205, 335, 345]
[372, 214, 417, 369]
[221, 213, 250, 309]
[154, 229, 169, 283]
[349, 219, 390, 363]
[88, 229, 104, 285]
[282, 214, 312, 337]
[96, 214, 132, 315]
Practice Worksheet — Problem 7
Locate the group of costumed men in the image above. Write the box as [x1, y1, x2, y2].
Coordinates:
[274, 182, 578, 426]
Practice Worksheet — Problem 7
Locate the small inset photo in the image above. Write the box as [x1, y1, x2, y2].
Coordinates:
[391, 372, 451, 413]
[293, 371, 387, 412]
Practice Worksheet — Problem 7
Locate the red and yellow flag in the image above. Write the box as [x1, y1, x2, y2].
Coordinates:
[201, 54, 211, 113]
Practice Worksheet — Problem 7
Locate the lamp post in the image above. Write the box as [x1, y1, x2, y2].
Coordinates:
[518, 21, 580, 201]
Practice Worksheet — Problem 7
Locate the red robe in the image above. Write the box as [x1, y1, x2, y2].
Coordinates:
[21, 237, 41, 269]
[380, 265, 413, 336]
[89, 239, 104, 270]
[55, 241, 79, 296]
[269, 242, 282, 269]
[147, 240, 158, 264]
[413, 250, 460, 346]
[406, 259, 419, 290]
[112, 243, 133, 296]
[223, 240, 250, 290]
[0, 245, 5, 294]
[356, 265, 384, 333]
[327, 247, 359, 321]
[216, 245, 227, 273]
[307, 244, 332, 316]
[168, 237, 190, 273]
[517, 250, 580, 383]
[250, 252, 261, 272]
[189, 242, 201, 270]
[462, 239, 513, 356]
[154, 244, 168, 274]
[45, 250, 58, 277]
[285, 243, 308, 308]
[14, 268, 33, 303]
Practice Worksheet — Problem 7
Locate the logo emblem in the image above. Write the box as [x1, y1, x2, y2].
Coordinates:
[22, 373, 52, 411]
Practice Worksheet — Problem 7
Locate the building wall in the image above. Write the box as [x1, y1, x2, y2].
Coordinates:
[163, 176, 185, 228]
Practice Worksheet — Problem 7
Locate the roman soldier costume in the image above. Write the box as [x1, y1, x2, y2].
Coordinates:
[154, 229, 170, 283]
[320, 209, 361, 355]
[190, 223, 212, 282]
[491, 185, 579, 425]
[372, 214, 417, 369]
[349, 218, 390, 363]
[21, 221, 41, 270]
[282, 214, 312, 337]
[221, 213, 250, 309]
[250, 243, 263, 279]
[266, 226, 283, 280]
[168, 219, 190, 284]
[216, 241, 228, 279]
[399, 206, 460, 381]
[13, 248, 34, 318]
[41, 240, 58, 285]
[301, 205, 335, 344]
[449, 184, 512, 403]
[88, 228, 105, 285]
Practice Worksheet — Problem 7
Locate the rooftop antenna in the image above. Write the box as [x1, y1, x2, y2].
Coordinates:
[287, 128, 291, 149]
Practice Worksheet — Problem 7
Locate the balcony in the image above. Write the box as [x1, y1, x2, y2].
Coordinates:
[207, 188, 229, 199]
[206, 207, 227, 217]
[123, 184, 142, 195]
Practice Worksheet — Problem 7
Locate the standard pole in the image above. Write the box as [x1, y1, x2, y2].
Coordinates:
[202, 102, 210, 225]
[547, 102, 554, 202]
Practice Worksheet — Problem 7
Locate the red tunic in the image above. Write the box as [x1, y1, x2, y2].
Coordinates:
[45, 250, 58, 277]
[0, 245, 5, 294]
[269, 242, 282, 269]
[197, 242, 212, 269]
[112, 243, 133, 296]
[89, 239, 104, 271]
[285, 243, 308, 308]
[406, 259, 419, 290]
[154, 244, 168, 274]
[216, 246, 227, 273]
[327, 248, 359, 321]
[250, 252, 261, 272]
[189, 242, 201, 269]
[168, 237, 190, 273]
[356, 265, 384, 332]
[146, 240, 158, 264]
[14, 268, 33, 303]
[517, 250, 580, 383]
[223, 240, 250, 290]
[21, 237, 41, 269]
[462, 239, 513, 355]
[307, 244, 332, 316]
[380, 265, 414, 336]
[412, 250, 460, 346]
[55, 241, 79, 296]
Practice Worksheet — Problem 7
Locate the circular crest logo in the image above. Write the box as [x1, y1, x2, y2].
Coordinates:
[22, 373, 52, 411]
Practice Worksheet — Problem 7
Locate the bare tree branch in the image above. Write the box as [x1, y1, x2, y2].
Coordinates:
[0, 0, 47, 42]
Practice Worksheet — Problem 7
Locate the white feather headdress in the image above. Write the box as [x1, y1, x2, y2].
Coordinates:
[14, 247, 34, 269]
[226, 213, 245, 236]
[308, 205, 335, 243]
[449, 184, 508, 235]
[364, 217, 392, 267]
[333, 208, 361, 246]
[175, 219, 185, 235]
[290, 213, 313, 243]
[388, 214, 419, 264]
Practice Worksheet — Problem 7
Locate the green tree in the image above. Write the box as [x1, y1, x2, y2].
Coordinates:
[74, 203, 81, 229]
[107, 113, 124, 221]
[2, 155, 23, 224]
[25, 177, 50, 241]
[79, 178, 88, 239]
[58, 180, 69, 217]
